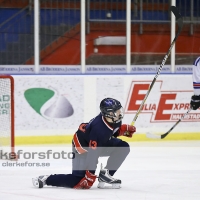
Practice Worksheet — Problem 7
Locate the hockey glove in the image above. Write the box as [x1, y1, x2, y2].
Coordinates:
[190, 95, 200, 110]
[118, 124, 136, 138]
[73, 170, 96, 189]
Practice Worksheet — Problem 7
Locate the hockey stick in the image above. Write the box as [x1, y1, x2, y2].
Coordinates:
[130, 6, 183, 127]
[146, 108, 192, 139]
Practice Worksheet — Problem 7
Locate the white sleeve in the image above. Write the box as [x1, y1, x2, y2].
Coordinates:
[193, 56, 200, 95]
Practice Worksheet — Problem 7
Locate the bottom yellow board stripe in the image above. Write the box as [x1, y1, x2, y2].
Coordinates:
[15, 133, 200, 145]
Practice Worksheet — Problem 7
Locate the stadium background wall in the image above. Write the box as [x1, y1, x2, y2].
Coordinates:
[10, 74, 200, 145]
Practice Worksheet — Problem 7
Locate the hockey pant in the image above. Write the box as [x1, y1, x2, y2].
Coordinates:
[46, 138, 130, 188]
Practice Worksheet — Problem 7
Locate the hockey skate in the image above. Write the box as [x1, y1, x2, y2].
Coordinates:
[32, 175, 49, 188]
[97, 168, 121, 189]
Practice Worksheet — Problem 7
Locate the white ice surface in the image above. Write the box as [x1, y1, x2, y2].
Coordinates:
[1, 141, 200, 200]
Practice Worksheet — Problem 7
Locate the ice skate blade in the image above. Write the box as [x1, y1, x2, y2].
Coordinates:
[97, 182, 121, 189]
[32, 178, 43, 188]
[32, 178, 39, 188]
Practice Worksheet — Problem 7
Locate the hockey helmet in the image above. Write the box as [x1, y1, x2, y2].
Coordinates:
[100, 98, 124, 122]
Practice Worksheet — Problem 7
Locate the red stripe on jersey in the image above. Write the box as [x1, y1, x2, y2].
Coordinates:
[102, 116, 113, 130]
[73, 133, 87, 154]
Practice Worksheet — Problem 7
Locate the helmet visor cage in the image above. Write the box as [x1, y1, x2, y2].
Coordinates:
[100, 98, 124, 121]
[112, 107, 124, 122]
[104, 107, 124, 122]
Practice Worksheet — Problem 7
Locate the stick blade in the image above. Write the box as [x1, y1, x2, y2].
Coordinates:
[170, 6, 181, 19]
[170, 6, 183, 30]
[146, 132, 161, 139]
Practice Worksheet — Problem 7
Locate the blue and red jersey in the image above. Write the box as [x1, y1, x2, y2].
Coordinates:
[72, 113, 122, 173]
